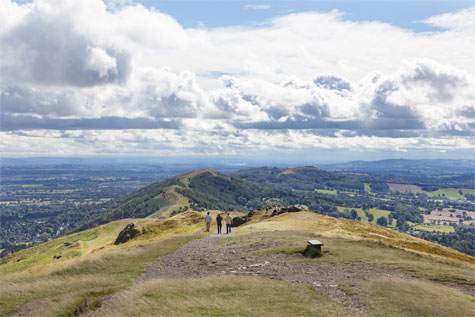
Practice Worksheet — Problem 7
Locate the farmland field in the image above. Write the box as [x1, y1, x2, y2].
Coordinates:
[412, 224, 455, 233]
[336, 206, 393, 226]
[389, 185, 474, 200]
[388, 183, 421, 191]
[315, 189, 338, 195]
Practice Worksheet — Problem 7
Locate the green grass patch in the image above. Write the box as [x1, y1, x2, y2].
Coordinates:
[0, 228, 101, 275]
[336, 206, 368, 222]
[336, 207, 393, 226]
[397, 189, 474, 200]
[314, 189, 338, 195]
[412, 224, 455, 233]
[364, 183, 371, 192]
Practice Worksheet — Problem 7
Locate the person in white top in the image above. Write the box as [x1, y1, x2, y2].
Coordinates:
[205, 212, 212, 232]
[225, 213, 232, 234]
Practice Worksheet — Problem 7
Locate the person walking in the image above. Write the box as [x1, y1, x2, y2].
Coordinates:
[205, 212, 212, 232]
[216, 213, 223, 234]
[225, 212, 232, 234]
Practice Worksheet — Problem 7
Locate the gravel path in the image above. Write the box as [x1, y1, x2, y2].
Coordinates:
[124, 230, 408, 313]
[87, 229, 475, 315]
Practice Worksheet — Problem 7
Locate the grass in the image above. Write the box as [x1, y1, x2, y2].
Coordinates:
[337, 206, 368, 222]
[337, 282, 359, 296]
[223, 230, 475, 285]
[362, 278, 475, 317]
[364, 183, 371, 192]
[0, 234, 202, 316]
[237, 211, 475, 271]
[0, 228, 102, 275]
[0, 211, 207, 315]
[94, 276, 359, 317]
[0, 211, 205, 276]
[396, 188, 474, 200]
[336, 206, 393, 226]
[412, 224, 455, 233]
[314, 188, 338, 195]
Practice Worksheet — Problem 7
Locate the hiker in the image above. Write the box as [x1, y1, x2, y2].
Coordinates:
[205, 212, 212, 232]
[274, 206, 278, 213]
[225, 212, 233, 234]
[216, 213, 223, 234]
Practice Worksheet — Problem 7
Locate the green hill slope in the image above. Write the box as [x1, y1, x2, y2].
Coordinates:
[232, 166, 364, 191]
[79, 169, 294, 230]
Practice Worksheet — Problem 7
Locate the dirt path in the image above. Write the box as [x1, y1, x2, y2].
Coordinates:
[90, 230, 409, 314]
[150, 186, 187, 218]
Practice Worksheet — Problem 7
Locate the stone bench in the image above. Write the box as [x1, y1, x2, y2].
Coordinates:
[304, 240, 324, 257]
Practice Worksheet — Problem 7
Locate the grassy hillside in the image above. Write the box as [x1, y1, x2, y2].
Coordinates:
[77, 169, 298, 230]
[1, 210, 474, 316]
[232, 166, 364, 191]
[0, 211, 206, 316]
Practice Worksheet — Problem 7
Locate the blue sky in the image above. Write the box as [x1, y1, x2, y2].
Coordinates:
[136, 0, 473, 31]
[1, 0, 474, 160]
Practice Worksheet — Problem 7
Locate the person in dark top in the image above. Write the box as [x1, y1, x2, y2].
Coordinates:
[216, 213, 223, 234]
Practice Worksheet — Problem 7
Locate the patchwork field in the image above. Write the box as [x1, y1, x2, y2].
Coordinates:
[388, 183, 421, 191]
[388, 184, 474, 200]
[423, 208, 475, 225]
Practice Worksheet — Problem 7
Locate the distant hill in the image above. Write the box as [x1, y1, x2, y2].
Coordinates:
[321, 159, 475, 176]
[78, 169, 295, 230]
[232, 166, 364, 191]
[320, 159, 475, 188]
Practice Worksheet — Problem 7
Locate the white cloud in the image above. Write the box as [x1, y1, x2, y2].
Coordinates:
[244, 4, 271, 10]
[0, 0, 474, 156]
[424, 7, 475, 33]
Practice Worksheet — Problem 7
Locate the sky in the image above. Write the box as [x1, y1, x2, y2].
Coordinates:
[0, 0, 474, 161]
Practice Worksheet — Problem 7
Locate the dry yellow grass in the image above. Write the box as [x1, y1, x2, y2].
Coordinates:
[240, 211, 475, 263]
[0, 234, 202, 316]
[0, 211, 205, 277]
[94, 276, 359, 317]
[0, 212, 208, 315]
[363, 278, 475, 316]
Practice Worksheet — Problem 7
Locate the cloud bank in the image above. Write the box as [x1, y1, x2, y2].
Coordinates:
[0, 0, 474, 156]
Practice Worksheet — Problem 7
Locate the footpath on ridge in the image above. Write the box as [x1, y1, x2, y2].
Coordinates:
[89, 229, 408, 314]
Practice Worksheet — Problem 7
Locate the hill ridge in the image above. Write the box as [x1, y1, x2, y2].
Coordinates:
[2, 209, 473, 316]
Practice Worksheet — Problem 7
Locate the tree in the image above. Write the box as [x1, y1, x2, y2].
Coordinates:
[367, 213, 374, 222]
[376, 216, 387, 227]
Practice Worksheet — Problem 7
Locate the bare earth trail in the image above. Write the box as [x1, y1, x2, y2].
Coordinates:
[90, 230, 411, 314]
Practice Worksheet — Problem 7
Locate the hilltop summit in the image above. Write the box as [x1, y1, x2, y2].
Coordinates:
[78, 169, 290, 230]
[1, 209, 473, 316]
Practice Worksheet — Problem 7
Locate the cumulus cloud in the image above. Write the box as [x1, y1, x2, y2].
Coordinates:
[0, 0, 131, 86]
[0, 0, 473, 156]
[313, 74, 351, 91]
[424, 7, 475, 33]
